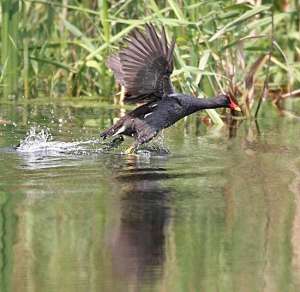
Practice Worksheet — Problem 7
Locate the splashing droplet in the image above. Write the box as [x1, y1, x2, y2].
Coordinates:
[17, 127, 52, 152]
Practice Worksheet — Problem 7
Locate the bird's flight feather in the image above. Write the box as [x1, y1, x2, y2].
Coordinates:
[106, 23, 175, 104]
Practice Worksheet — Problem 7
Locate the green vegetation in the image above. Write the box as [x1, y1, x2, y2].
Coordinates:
[0, 0, 299, 118]
[1, 0, 19, 98]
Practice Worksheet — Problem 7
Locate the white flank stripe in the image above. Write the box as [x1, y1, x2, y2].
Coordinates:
[113, 125, 126, 136]
[144, 113, 152, 118]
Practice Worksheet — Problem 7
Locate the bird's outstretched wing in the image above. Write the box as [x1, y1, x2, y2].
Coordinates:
[107, 23, 175, 103]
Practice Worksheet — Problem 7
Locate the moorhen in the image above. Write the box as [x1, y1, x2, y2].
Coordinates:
[101, 23, 240, 153]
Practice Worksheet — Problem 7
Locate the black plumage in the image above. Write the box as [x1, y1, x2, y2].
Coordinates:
[102, 23, 240, 153]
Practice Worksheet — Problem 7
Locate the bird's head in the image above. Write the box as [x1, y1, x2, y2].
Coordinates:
[221, 94, 241, 111]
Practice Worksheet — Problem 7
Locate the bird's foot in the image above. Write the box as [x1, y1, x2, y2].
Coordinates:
[110, 135, 124, 147]
[124, 144, 137, 154]
[103, 135, 124, 151]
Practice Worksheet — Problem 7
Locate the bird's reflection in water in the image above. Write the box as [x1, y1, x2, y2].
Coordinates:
[108, 155, 172, 291]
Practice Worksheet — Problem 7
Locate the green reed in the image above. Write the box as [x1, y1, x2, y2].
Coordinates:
[0, 0, 299, 119]
[1, 0, 19, 98]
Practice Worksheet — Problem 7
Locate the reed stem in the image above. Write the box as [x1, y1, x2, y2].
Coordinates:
[1, 0, 20, 98]
[100, 0, 110, 50]
[22, 0, 29, 98]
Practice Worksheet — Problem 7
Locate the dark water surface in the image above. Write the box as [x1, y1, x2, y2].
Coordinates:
[0, 99, 300, 292]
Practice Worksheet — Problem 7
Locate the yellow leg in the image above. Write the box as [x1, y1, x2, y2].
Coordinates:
[124, 144, 136, 154]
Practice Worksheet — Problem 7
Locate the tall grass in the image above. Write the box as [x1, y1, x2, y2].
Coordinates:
[1, 0, 19, 98]
[0, 0, 299, 118]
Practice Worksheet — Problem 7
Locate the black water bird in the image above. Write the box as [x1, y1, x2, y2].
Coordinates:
[101, 23, 240, 153]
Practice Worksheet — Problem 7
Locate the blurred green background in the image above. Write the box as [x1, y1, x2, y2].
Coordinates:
[0, 0, 299, 112]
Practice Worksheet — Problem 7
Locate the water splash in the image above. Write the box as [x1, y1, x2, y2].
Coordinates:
[17, 127, 52, 151]
[136, 131, 170, 156]
[16, 126, 170, 160]
[16, 126, 103, 155]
